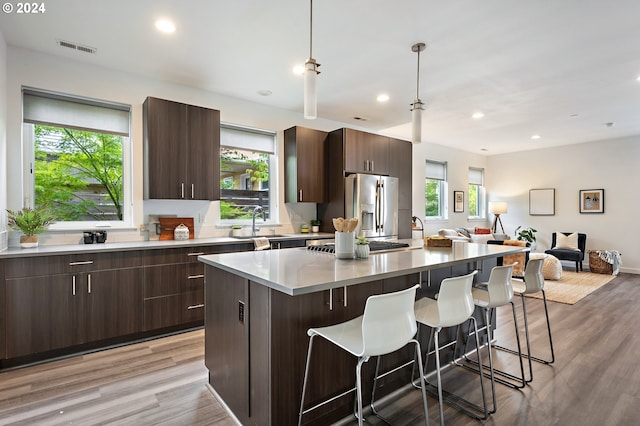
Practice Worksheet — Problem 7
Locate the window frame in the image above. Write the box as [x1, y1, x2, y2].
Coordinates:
[22, 87, 133, 230]
[425, 160, 448, 221]
[218, 122, 278, 225]
[468, 167, 486, 220]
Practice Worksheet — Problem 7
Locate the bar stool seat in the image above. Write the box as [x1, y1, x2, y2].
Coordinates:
[413, 270, 488, 426]
[298, 284, 430, 426]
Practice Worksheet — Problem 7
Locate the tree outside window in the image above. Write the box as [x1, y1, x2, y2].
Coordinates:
[220, 147, 270, 220]
[34, 125, 124, 221]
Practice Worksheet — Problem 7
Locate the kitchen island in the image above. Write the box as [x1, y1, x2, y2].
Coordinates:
[199, 241, 527, 426]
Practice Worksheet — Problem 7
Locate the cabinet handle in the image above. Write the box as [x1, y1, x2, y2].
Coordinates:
[181, 183, 185, 199]
[328, 288, 333, 311]
[343, 286, 348, 307]
[187, 304, 205, 310]
[370, 160, 374, 172]
[188, 274, 205, 279]
[365, 160, 369, 171]
[187, 252, 205, 257]
[69, 260, 93, 266]
[191, 183, 195, 199]
[87, 274, 92, 294]
[72, 276, 76, 296]
[299, 189, 303, 202]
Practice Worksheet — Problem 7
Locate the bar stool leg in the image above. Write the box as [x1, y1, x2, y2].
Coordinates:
[541, 290, 556, 364]
[433, 327, 445, 426]
[298, 335, 316, 426]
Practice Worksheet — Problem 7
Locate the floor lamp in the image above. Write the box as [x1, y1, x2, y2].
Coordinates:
[489, 201, 507, 234]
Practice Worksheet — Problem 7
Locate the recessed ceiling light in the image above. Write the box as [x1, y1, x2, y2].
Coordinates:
[637, 75, 640, 81]
[472, 112, 484, 119]
[155, 19, 176, 33]
[293, 65, 305, 75]
[531, 134, 541, 140]
[377, 94, 390, 102]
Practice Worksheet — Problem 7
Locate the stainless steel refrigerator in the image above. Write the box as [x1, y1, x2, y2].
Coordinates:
[345, 174, 399, 239]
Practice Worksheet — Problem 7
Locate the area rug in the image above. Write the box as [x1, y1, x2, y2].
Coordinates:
[523, 271, 616, 305]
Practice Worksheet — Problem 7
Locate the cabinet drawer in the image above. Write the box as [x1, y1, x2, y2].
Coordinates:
[3, 251, 142, 278]
[142, 246, 213, 266]
[143, 289, 204, 330]
[144, 263, 204, 298]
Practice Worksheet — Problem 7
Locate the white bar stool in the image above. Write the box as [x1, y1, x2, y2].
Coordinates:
[506, 257, 555, 382]
[413, 270, 488, 425]
[461, 264, 526, 414]
[298, 284, 430, 426]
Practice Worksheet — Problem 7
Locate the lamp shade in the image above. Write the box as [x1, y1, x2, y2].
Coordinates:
[411, 100, 423, 143]
[304, 60, 317, 119]
[489, 201, 508, 215]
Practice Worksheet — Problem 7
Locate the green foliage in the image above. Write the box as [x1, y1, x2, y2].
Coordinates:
[220, 201, 252, 220]
[355, 235, 369, 245]
[515, 226, 537, 243]
[468, 184, 478, 216]
[310, 219, 321, 226]
[425, 179, 441, 217]
[34, 126, 123, 221]
[7, 207, 56, 236]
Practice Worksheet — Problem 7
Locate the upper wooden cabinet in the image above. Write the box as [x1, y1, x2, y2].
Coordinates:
[284, 126, 327, 203]
[143, 97, 220, 200]
[340, 128, 390, 175]
[388, 137, 412, 211]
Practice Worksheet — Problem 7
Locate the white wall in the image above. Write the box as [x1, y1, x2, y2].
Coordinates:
[4, 47, 359, 246]
[0, 33, 7, 251]
[411, 141, 489, 236]
[486, 136, 639, 273]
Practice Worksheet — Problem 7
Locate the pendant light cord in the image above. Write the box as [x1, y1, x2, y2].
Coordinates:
[309, 0, 313, 59]
[416, 47, 421, 100]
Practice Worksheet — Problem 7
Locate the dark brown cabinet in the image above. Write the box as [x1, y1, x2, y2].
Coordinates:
[284, 126, 327, 203]
[143, 96, 220, 200]
[4, 253, 143, 359]
[341, 128, 389, 175]
[389, 137, 413, 239]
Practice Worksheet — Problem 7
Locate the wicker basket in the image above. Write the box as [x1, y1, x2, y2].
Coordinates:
[425, 236, 452, 248]
[588, 250, 613, 275]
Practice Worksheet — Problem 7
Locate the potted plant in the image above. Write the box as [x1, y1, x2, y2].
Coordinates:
[515, 226, 537, 249]
[230, 225, 243, 237]
[355, 236, 370, 259]
[310, 219, 321, 233]
[7, 207, 56, 248]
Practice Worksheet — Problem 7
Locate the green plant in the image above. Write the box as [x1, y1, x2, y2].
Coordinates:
[355, 236, 369, 245]
[7, 207, 56, 236]
[310, 219, 321, 226]
[231, 225, 243, 230]
[515, 226, 537, 243]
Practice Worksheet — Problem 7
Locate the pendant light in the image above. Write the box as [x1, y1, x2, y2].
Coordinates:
[304, 0, 320, 119]
[410, 42, 426, 143]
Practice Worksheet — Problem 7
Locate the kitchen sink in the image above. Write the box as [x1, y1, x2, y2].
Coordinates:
[229, 234, 288, 239]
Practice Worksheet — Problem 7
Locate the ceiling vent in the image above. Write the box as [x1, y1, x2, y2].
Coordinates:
[56, 39, 97, 54]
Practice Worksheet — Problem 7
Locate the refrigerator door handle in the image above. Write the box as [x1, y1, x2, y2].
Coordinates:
[379, 180, 385, 232]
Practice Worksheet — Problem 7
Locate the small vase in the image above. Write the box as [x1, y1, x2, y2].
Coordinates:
[311, 225, 320, 233]
[355, 244, 370, 259]
[20, 235, 38, 248]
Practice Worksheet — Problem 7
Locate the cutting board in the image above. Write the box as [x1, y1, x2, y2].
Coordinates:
[159, 217, 195, 240]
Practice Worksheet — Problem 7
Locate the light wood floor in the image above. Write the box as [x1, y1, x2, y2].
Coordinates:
[1, 272, 638, 425]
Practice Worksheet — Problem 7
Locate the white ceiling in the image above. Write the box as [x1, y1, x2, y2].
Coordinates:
[1, 0, 640, 154]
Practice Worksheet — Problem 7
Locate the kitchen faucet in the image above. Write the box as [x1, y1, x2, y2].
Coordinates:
[252, 205, 266, 237]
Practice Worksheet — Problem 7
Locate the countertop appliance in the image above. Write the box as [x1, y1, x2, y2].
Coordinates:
[306, 240, 410, 254]
[345, 174, 399, 239]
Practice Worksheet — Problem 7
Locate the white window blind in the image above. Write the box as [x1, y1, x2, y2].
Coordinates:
[23, 88, 130, 136]
[469, 167, 484, 185]
[426, 160, 447, 181]
[220, 123, 276, 154]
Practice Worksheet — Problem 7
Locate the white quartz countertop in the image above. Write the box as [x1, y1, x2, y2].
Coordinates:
[198, 239, 528, 296]
[0, 233, 333, 259]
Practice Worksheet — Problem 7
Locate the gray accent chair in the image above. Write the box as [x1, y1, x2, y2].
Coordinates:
[545, 232, 587, 272]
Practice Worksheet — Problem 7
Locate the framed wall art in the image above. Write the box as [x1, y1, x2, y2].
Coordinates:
[529, 188, 555, 215]
[454, 191, 464, 212]
[579, 189, 604, 214]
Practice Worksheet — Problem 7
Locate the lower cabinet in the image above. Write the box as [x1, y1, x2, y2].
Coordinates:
[5, 267, 143, 359]
[205, 266, 417, 426]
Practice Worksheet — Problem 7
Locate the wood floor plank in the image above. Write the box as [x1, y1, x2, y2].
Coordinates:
[1, 275, 639, 425]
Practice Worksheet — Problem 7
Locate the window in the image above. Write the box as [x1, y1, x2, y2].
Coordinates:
[468, 167, 486, 219]
[219, 124, 276, 221]
[425, 160, 447, 219]
[22, 88, 131, 227]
